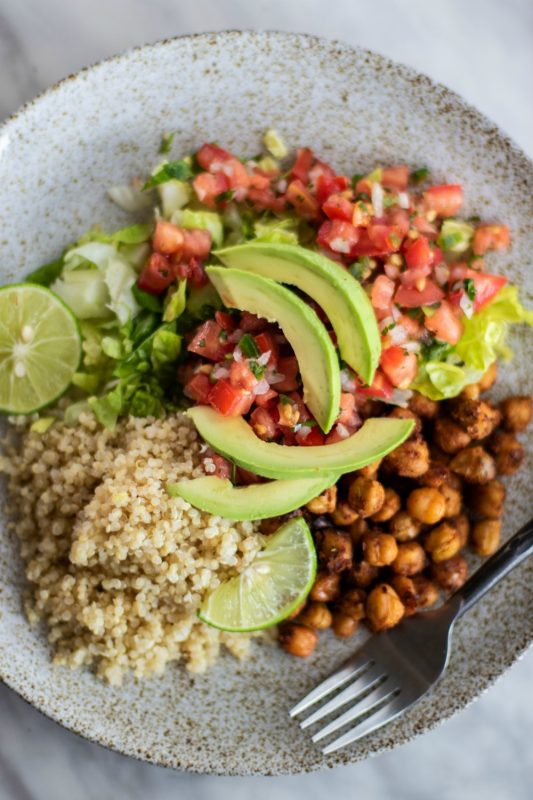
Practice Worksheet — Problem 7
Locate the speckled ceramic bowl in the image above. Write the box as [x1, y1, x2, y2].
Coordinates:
[0, 31, 532, 776]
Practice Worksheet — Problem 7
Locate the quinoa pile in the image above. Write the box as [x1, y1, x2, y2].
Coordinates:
[0, 412, 264, 684]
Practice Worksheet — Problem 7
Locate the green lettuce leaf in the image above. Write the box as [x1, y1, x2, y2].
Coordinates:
[163, 279, 187, 322]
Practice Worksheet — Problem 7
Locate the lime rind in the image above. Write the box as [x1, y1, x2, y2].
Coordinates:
[198, 517, 317, 632]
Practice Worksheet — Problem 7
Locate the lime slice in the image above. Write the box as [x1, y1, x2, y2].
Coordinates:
[199, 516, 317, 632]
[0, 283, 82, 414]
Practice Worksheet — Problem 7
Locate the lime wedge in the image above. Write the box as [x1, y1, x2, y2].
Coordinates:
[199, 516, 317, 632]
[0, 283, 82, 414]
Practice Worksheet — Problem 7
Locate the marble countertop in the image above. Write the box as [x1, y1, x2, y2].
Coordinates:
[0, 0, 532, 797]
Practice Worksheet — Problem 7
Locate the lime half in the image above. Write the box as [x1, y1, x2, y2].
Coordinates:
[0, 284, 82, 414]
[199, 516, 317, 632]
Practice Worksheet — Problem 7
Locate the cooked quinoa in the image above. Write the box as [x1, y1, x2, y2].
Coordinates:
[0, 412, 264, 684]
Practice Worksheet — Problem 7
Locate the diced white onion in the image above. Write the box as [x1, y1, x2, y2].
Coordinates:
[330, 237, 351, 254]
[391, 305, 402, 322]
[276, 179, 288, 193]
[384, 262, 400, 280]
[389, 324, 408, 345]
[459, 292, 475, 319]
[379, 316, 396, 332]
[371, 182, 384, 218]
[211, 365, 230, 380]
[385, 388, 413, 407]
[233, 347, 243, 362]
[435, 264, 450, 286]
[403, 340, 422, 353]
[257, 351, 271, 366]
[266, 368, 285, 385]
[340, 369, 356, 392]
[398, 191, 410, 209]
[253, 379, 271, 396]
[335, 423, 350, 439]
[228, 328, 243, 344]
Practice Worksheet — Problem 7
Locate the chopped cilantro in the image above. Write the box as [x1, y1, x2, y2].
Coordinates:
[351, 173, 364, 189]
[382, 322, 396, 334]
[143, 159, 193, 190]
[422, 339, 453, 361]
[382, 194, 398, 208]
[159, 131, 175, 154]
[279, 394, 293, 405]
[464, 278, 477, 302]
[239, 333, 260, 358]
[198, 338, 206, 348]
[216, 189, 236, 203]
[249, 360, 266, 379]
[410, 167, 430, 184]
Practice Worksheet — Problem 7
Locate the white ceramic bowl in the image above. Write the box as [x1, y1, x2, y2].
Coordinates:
[0, 31, 532, 775]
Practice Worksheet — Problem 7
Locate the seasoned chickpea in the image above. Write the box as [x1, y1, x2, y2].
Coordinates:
[391, 541, 426, 576]
[468, 479, 505, 518]
[431, 554, 468, 591]
[452, 513, 471, 547]
[366, 584, 405, 631]
[449, 398, 501, 440]
[346, 560, 379, 588]
[356, 458, 382, 479]
[348, 517, 369, 544]
[440, 483, 462, 517]
[348, 476, 385, 518]
[478, 362, 498, 392]
[389, 511, 421, 542]
[384, 434, 430, 478]
[298, 601, 333, 630]
[330, 502, 359, 527]
[332, 612, 359, 638]
[370, 487, 401, 522]
[362, 532, 399, 567]
[407, 487, 446, 524]
[388, 407, 422, 436]
[391, 575, 439, 615]
[259, 515, 287, 535]
[306, 485, 337, 515]
[449, 446, 496, 484]
[459, 383, 480, 400]
[310, 571, 340, 602]
[317, 528, 353, 573]
[335, 588, 366, 621]
[488, 431, 525, 476]
[499, 395, 532, 433]
[471, 519, 501, 556]
[419, 461, 451, 488]
[409, 391, 439, 419]
[430, 445, 451, 465]
[279, 623, 318, 657]
[424, 522, 462, 562]
[433, 418, 471, 454]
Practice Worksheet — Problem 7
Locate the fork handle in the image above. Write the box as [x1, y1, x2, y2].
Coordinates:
[451, 517, 533, 619]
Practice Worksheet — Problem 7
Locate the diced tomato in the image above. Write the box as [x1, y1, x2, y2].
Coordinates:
[356, 369, 394, 400]
[324, 424, 353, 445]
[248, 172, 271, 190]
[274, 356, 299, 392]
[403, 235, 432, 269]
[467, 269, 507, 310]
[380, 346, 418, 390]
[394, 280, 444, 308]
[338, 393, 359, 426]
[219, 158, 250, 199]
[291, 147, 314, 184]
[296, 426, 325, 446]
[317, 219, 360, 254]
[254, 331, 279, 365]
[235, 467, 264, 485]
[398, 313, 424, 339]
[349, 230, 384, 257]
[184, 372, 211, 403]
[229, 360, 258, 392]
[399, 262, 432, 289]
[250, 407, 278, 440]
[254, 388, 278, 407]
[137, 253, 174, 294]
[152, 220, 184, 255]
[423, 184, 463, 217]
[472, 225, 510, 256]
[367, 223, 403, 253]
[371, 275, 396, 311]
[355, 177, 373, 196]
[240, 312, 267, 332]
[381, 166, 409, 191]
[247, 186, 286, 213]
[449, 262, 468, 283]
[173, 256, 208, 288]
[322, 193, 354, 222]
[352, 200, 372, 227]
[208, 378, 254, 417]
[411, 215, 438, 238]
[188, 320, 231, 361]
[196, 143, 232, 171]
[424, 300, 464, 345]
[193, 172, 229, 208]
[207, 453, 233, 480]
[215, 311, 236, 331]
[182, 228, 212, 260]
[315, 173, 350, 204]
[285, 179, 320, 219]
[388, 208, 410, 238]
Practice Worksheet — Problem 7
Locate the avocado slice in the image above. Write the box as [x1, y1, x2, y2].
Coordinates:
[188, 406, 414, 480]
[167, 473, 339, 520]
[206, 266, 340, 433]
[215, 242, 380, 384]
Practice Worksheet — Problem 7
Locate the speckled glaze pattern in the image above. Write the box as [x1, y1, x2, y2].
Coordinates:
[0, 31, 532, 776]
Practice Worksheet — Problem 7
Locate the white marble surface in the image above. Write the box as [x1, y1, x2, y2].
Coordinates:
[0, 0, 532, 797]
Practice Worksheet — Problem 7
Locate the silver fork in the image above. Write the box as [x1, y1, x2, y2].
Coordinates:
[290, 516, 533, 754]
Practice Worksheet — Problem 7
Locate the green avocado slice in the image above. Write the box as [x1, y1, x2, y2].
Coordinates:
[187, 406, 414, 480]
[215, 242, 380, 384]
[167, 473, 339, 520]
[206, 266, 340, 433]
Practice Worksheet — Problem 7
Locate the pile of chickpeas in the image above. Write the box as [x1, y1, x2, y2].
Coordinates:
[274, 363, 532, 658]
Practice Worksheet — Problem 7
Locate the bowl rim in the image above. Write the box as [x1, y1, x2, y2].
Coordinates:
[1, 28, 532, 775]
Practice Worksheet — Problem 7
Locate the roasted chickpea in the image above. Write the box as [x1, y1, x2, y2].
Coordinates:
[335, 588, 366, 621]
[449, 446, 496, 484]
[499, 395, 533, 433]
[430, 445, 451, 465]
[440, 483, 462, 517]
[384, 434, 430, 478]
[433, 418, 471, 454]
[478, 362, 498, 392]
[279, 622, 318, 657]
[388, 407, 422, 436]
[407, 487, 446, 524]
[297, 602, 333, 630]
[330, 502, 359, 527]
[356, 459, 382, 479]
[348, 476, 385, 518]
[468, 479, 506, 518]
[348, 517, 369, 545]
[459, 383, 480, 400]
[332, 612, 359, 638]
[488, 431, 525, 476]
[471, 519, 501, 556]
[317, 528, 353, 573]
[346, 560, 379, 588]
[310, 571, 340, 602]
[452, 513, 471, 547]
[449, 398, 501, 440]
[419, 461, 451, 488]
[391, 541, 426, 576]
[431, 554, 468, 591]
[306, 485, 337, 515]
[391, 575, 439, 615]
[424, 522, 462, 562]
[409, 391, 439, 419]
[389, 510, 421, 542]
[361, 532, 399, 567]
[370, 487, 401, 522]
[366, 584, 405, 631]
[259, 515, 287, 535]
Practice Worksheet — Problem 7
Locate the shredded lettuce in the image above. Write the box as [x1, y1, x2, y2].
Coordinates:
[64, 242, 117, 272]
[163, 279, 187, 322]
[158, 179, 192, 217]
[253, 217, 299, 245]
[177, 208, 224, 246]
[263, 129, 288, 159]
[27, 253, 66, 286]
[104, 258, 140, 324]
[108, 183, 154, 212]
[51, 270, 111, 319]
